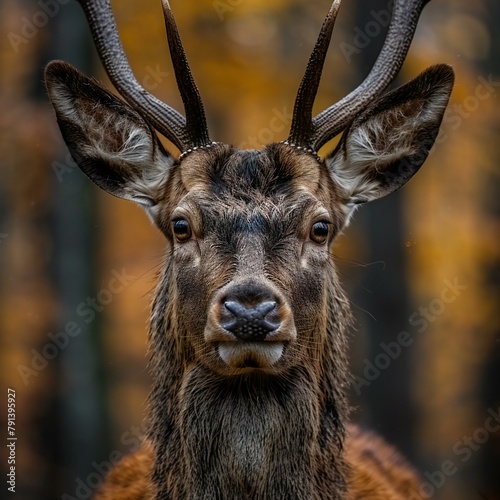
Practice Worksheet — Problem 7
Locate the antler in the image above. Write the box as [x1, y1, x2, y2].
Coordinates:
[288, 0, 341, 148]
[161, 0, 211, 149]
[289, 0, 431, 153]
[76, 0, 211, 152]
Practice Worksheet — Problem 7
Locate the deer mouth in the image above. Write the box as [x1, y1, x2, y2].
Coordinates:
[217, 342, 285, 369]
[204, 280, 295, 370]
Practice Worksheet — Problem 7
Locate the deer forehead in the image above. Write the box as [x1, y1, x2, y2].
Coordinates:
[165, 144, 342, 234]
[177, 144, 326, 197]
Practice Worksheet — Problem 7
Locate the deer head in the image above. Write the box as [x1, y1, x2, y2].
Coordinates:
[45, 0, 454, 497]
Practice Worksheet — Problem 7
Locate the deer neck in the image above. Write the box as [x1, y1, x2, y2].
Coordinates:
[147, 272, 351, 499]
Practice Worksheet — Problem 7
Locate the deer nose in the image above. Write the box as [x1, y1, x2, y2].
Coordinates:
[221, 300, 281, 340]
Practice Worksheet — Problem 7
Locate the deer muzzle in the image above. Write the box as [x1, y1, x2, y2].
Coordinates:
[205, 280, 296, 370]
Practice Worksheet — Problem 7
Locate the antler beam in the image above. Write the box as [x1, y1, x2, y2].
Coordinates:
[288, 0, 341, 148]
[76, 0, 211, 152]
[160, 0, 211, 148]
[289, 0, 431, 152]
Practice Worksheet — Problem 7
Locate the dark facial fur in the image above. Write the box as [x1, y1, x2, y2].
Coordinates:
[45, 56, 454, 499]
[146, 143, 352, 498]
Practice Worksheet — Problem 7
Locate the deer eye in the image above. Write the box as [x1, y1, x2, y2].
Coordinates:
[310, 221, 329, 244]
[172, 219, 192, 242]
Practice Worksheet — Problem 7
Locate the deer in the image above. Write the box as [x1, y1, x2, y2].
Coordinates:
[44, 0, 454, 498]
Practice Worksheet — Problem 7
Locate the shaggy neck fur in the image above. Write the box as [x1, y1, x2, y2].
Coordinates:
[146, 262, 352, 499]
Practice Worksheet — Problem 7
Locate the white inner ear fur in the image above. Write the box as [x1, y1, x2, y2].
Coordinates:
[84, 120, 173, 211]
[327, 87, 450, 218]
[52, 83, 173, 210]
[329, 105, 422, 199]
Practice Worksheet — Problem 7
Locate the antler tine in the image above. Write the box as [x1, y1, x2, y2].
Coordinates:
[288, 0, 341, 148]
[311, 0, 430, 151]
[76, 0, 190, 152]
[161, 0, 211, 148]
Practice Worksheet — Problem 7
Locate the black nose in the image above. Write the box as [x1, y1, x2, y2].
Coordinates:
[221, 300, 281, 340]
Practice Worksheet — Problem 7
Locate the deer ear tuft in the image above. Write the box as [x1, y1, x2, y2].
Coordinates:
[45, 61, 174, 210]
[327, 64, 454, 209]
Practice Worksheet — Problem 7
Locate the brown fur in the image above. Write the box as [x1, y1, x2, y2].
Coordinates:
[95, 425, 423, 500]
[95, 443, 155, 500]
[45, 51, 453, 500]
[345, 426, 423, 499]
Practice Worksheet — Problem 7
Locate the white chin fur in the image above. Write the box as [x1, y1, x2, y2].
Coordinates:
[218, 343, 284, 368]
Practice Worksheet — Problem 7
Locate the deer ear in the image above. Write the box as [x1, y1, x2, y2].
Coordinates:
[45, 61, 174, 211]
[327, 64, 454, 207]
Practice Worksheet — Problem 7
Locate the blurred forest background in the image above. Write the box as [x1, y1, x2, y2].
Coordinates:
[0, 0, 499, 498]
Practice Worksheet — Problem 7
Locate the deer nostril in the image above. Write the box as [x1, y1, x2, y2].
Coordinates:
[221, 300, 280, 340]
[225, 300, 275, 317]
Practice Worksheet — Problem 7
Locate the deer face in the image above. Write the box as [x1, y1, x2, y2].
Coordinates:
[45, 1, 454, 377]
[158, 144, 346, 374]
